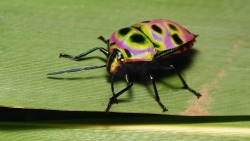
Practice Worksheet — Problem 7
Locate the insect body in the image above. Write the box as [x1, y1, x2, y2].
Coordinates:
[48, 19, 201, 113]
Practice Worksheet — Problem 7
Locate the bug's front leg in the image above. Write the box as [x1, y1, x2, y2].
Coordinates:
[170, 65, 202, 98]
[105, 74, 133, 113]
[59, 47, 108, 61]
[98, 36, 109, 44]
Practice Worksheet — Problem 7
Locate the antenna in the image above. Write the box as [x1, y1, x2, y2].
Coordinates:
[47, 65, 106, 75]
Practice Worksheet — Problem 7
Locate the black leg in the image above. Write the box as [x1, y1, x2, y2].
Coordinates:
[105, 74, 133, 113]
[59, 47, 108, 61]
[170, 65, 202, 98]
[98, 36, 109, 44]
[149, 75, 167, 112]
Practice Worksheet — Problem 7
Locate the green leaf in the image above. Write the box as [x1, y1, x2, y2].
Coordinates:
[0, 0, 250, 140]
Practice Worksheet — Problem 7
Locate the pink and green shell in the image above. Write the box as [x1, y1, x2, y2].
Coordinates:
[107, 19, 196, 73]
[109, 19, 196, 61]
[132, 19, 196, 53]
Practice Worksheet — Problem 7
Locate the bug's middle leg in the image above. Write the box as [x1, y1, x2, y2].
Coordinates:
[149, 74, 168, 112]
[105, 74, 133, 113]
[59, 47, 108, 61]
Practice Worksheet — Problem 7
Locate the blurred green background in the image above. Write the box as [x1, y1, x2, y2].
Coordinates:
[0, 0, 249, 140]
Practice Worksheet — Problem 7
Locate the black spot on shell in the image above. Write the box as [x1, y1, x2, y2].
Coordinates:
[151, 24, 162, 34]
[153, 43, 160, 48]
[119, 27, 131, 36]
[124, 49, 132, 57]
[172, 34, 183, 45]
[130, 33, 145, 44]
[168, 24, 178, 31]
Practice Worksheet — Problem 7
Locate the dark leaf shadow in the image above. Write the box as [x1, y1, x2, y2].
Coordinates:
[0, 107, 249, 127]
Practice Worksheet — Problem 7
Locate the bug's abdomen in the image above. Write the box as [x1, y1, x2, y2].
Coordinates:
[132, 19, 196, 52]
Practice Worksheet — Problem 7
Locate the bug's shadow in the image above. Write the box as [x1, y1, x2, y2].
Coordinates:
[153, 48, 199, 79]
[109, 49, 199, 100]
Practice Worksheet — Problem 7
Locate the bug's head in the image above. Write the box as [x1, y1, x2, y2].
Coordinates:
[106, 49, 124, 74]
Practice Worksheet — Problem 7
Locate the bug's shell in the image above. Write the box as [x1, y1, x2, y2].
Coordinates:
[109, 19, 196, 63]
[132, 19, 195, 52]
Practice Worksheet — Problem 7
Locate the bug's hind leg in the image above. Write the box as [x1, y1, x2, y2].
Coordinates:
[59, 47, 108, 61]
[149, 74, 167, 112]
[170, 65, 202, 98]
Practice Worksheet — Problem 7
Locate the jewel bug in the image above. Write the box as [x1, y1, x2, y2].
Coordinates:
[47, 19, 202, 113]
